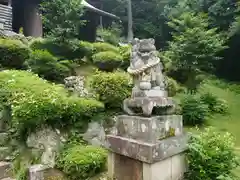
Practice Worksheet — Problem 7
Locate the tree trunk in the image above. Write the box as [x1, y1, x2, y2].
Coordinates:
[127, 0, 133, 42]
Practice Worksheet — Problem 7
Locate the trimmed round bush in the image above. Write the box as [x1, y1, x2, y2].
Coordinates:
[79, 41, 94, 58]
[92, 42, 119, 54]
[0, 38, 30, 69]
[181, 94, 209, 126]
[29, 38, 84, 60]
[90, 70, 131, 109]
[25, 50, 72, 82]
[166, 77, 180, 97]
[186, 127, 239, 180]
[0, 70, 104, 140]
[56, 145, 107, 180]
[92, 51, 123, 71]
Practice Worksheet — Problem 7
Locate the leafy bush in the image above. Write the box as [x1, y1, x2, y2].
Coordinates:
[200, 92, 229, 114]
[181, 94, 209, 126]
[96, 27, 121, 46]
[25, 50, 72, 82]
[92, 42, 119, 54]
[92, 51, 123, 71]
[186, 128, 239, 180]
[166, 77, 180, 97]
[0, 38, 30, 69]
[56, 145, 107, 180]
[200, 92, 218, 111]
[79, 41, 94, 59]
[0, 34, 30, 45]
[213, 98, 229, 114]
[29, 38, 84, 60]
[0, 70, 104, 140]
[119, 45, 131, 70]
[90, 70, 131, 109]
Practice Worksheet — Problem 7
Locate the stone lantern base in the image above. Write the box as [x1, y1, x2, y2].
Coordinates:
[106, 115, 188, 180]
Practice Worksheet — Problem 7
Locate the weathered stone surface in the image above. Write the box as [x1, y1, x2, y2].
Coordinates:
[107, 134, 187, 164]
[116, 115, 183, 143]
[29, 164, 65, 180]
[123, 38, 171, 116]
[123, 96, 175, 116]
[27, 127, 66, 168]
[142, 153, 186, 180]
[0, 162, 12, 179]
[108, 152, 186, 180]
[64, 76, 95, 98]
[0, 132, 8, 145]
[106, 38, 187, 179]
[108, 152, 143, 180]
[0, 147, 10, 161]
[171, 153, 187, 180]
[83, 122, 108, 147]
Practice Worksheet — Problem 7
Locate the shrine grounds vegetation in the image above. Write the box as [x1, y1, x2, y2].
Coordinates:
[0, 34, 240, 178]
[0, 70, 104, 141]
[56, 145, 107, 180]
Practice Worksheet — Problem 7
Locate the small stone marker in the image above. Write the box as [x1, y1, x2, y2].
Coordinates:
[106, 38, 188, 180]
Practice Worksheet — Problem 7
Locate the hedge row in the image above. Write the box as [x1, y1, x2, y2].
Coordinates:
[0, 70, 104, 140]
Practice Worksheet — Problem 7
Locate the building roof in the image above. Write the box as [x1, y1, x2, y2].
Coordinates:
[82, 0, 119, 20]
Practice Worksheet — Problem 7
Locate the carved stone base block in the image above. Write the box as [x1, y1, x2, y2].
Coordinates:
[108, 152, 186, 180]
[107, 115, 188, 180]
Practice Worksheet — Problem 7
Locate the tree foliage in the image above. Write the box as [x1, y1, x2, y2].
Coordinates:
[163, 12, 227, 91]
[40, 0, 85, 42]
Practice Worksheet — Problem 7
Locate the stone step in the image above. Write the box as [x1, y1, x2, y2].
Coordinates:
[0, 162, 12, 180]
[0, 133, 7, 146]
[0, 147, 10, 161]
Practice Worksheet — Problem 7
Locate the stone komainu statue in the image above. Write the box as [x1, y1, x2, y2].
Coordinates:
[123, 38, 175, 116]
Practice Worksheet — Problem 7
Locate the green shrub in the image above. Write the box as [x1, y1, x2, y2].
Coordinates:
[25, 50, 71, 82]
[96, 27, 120, 46]
[0, 70, 104, 140]
[200, 92, 218, 111]
[186, 127, 239, 180]
[0, 38, 30, 69]
[79, 41, 94, 58]
[92, 51, 123, 71]
[200, 92, 229, 114]
[166, 77, 180, 97]
[56, 145, 107, 180]
[0, 34, 30, 45]
[119, 45, 131, 70]
[92, 42, 119, 54]
[90, 70, 131, 109]
[29, 38, 83, 60]
[181, 94, 209, 126]
[213, 98, 229, 115]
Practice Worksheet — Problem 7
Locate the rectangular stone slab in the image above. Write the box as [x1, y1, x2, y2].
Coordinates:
[107, 134, 188, 164]
[116, 115, 183, 143]
[108, 152, 186, 180]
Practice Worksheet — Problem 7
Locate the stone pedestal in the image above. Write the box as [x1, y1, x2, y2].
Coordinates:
[106, 115, 187, 180]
